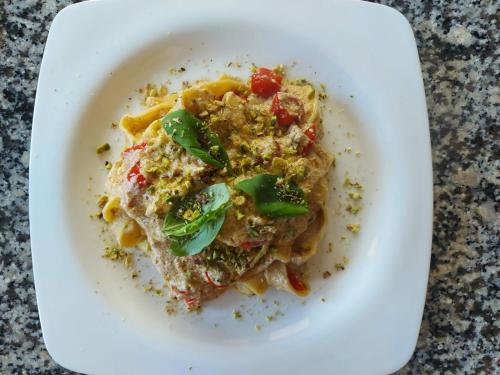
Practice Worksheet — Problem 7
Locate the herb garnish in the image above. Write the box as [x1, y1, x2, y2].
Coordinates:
[162, 109, 231, 171]
[235, 174, 308, 217]
[163, 183, 231, 256]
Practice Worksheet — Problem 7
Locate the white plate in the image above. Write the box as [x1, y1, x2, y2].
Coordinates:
[29, 0, 432, 374]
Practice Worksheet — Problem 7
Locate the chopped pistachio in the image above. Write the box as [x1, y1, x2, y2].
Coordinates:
[233, 195, 246, 206]
[233, 310, 242, 320]
[235, 209, 244, 220]
[344, 177, 363, 190]
[104, 161, 112, 170]
[96, 143, 110, 154]
[102, 247, 131, 266]
[346, 204, 362, 214]
[348, 192, 362, 201]
[273, 64, 285, 75]
[96, 194, 108, 208]
[322, 271, 332, 279]
[335, 263, 345, 271]
[346, 223, 360, 233]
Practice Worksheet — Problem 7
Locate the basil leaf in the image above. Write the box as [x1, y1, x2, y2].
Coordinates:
[163, 183, 231, 237]
[169, 215, 225, 256]
[162, 109, 231, 171]
[235, 174, 308, 217]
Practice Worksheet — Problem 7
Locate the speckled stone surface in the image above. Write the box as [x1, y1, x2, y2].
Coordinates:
[0, 0, 498, 374]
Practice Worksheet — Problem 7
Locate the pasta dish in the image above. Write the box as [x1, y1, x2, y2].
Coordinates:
[101, 66, 334, 309]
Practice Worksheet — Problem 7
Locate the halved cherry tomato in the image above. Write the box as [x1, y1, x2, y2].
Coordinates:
[127, 161, 148, 189]
[204, 271, 228, 289]
[271, 94, 303, 126]
[123, 142, 147, 155]
[286, 266, 308, 292]
[251, 68, 282, 97]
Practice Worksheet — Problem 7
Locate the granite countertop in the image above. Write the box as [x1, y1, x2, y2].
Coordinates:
[1, 0, 498, 374]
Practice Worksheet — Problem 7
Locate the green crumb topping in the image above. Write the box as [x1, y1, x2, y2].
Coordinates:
[344, 177, 364, 190]
[335, 256, 350, 271]
[102, 247, 132, 267]
[346, 204, 361, 214]
[96, 143, 110, 154]
[348, 192, 362, 201]
[346, 223, 360, 233]
[233, 310, 242, 320]
[233, 195, 246, 206]
[104, 161, 112, 170]
[235, 209, 244, 220]
[96, 195, 108, 208]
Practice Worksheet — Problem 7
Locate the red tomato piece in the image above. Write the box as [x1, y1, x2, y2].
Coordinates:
[274, 140, 282, 156]
[184, 296, 200, 309]
[204, 271, 228, 289]
[272, 95, 294, 126]
[304, 123, 317, 142]
[122, 142, 147, 155]
[172, 286, 190, 296]
[127, 161, 148, 189]
[240, 240, 264, 251]
[251, 67, 282, 97]
[301, 141, 314, 157]
[286, 266, 308, 292]
[271, 93, 304, 126]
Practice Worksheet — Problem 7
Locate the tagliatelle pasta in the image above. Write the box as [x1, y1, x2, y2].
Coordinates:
[102, 66, 334, 309]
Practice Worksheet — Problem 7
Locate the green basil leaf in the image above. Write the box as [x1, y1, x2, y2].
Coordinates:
[169, 215, 225, 256]
[235, 174, 308, 217]
[163, 183, 231, 237]
[162, 109, 231, 171]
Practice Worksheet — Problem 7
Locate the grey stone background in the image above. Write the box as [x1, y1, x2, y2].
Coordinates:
[0, 0, 498, 374]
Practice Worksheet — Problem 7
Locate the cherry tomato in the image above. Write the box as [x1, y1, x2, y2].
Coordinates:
[251, 67, 282, 97]
[286, 266, 308, 292]
[123, 142, 147, 155]
[127, 161, 148, 189]
[204, 271, 228, 289]
[304, 123, 317, 141]
[271, 93, 303, 126]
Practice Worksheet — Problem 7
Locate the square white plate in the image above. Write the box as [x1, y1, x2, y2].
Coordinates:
[30, 0, 432, 374]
